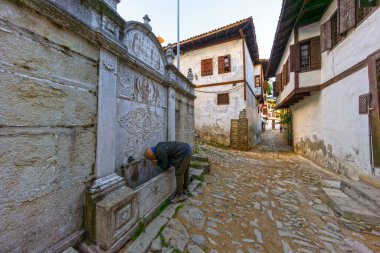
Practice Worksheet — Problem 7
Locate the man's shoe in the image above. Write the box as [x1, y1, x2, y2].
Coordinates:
[171, 194, 187, 204]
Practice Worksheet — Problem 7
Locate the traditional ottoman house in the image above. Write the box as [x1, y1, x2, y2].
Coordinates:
[0, 0, 194, 252]
[269, 0, 380, 178]
[172, 18, 265, 149]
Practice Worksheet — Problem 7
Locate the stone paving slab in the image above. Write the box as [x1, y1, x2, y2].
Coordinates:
[192, 153, 209, 162]
[360, 175, 380, 190]
[321, 180, 341, 189]
[190, 168, 204, 180]
[341, 179, 380, 210]
[322, 188, 380, 225]
[121, 204, 180, 253]
[120, 134, 380, 253]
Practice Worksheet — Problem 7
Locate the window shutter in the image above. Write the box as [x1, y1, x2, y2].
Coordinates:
[339, 0, 356, 33]
[218, 56, 224, 74]
[276, 73, 282, 96]
[227, 55, 231, 72]
[310, 36, 321, 70]
[282, 65, 286, 90]
[217, 93, 229, 105]
[286, 58, 290, 84]
[290, 44, 300, 72]
[321, 20, 332, 52]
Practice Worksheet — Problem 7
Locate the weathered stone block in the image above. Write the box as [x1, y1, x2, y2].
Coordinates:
[0, 129, 95, 203]
[136, 168, 176, 218]
[0, 73, 97, 127]
[0, 183, 85, 253]
[96, 186, 138, 250]
[0, 20, 98, 86]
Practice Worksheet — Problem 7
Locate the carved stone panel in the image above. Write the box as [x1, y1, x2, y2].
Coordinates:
[136, 168, 176, 218]
[95, 186, 138, 250]
[116, 63, 168, 187]
[124, 29, 165, 75]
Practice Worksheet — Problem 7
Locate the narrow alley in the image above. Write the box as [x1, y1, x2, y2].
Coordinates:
[124, 130, 380, 253]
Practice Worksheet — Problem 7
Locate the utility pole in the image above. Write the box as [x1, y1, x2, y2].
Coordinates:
[177, 0, 180, 70]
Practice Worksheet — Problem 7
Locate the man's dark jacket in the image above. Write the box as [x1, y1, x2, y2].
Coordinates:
[153, 142, 191, 170]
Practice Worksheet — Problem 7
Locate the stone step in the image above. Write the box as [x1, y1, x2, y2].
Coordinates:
[320, 180, 341, 190]
[192, 153, 209, 163]
[359, 175, 380, 190]
[320, 188, 380, 225]
[188, 180, 201, 194]
[190, 160, 210, 174]
[62, 247, 79, 253]
[190, 168, 204, 181]
[341, 179, 380, 212]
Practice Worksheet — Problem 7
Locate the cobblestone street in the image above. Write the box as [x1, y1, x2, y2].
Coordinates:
[125, 130, 380, 253]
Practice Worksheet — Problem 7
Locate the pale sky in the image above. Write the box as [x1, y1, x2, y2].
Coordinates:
[118, 0, 283, 59]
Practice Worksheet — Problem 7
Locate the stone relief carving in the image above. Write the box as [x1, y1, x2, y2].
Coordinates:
[119, 107, 164, 141]
[124, 29, 165, 75]
[119, 64, 166, 108]
[119, 107, 165, 157]
[102, 53, 116, 72]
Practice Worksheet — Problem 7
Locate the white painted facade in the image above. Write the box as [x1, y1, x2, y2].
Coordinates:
[274, 2, 380, 178]
[174, 38, 263, 147]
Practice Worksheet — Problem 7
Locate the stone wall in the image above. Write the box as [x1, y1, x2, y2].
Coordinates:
[0, 0, 195, 252]
[230, 110, 249, 150]
[0, 1, 98, 252]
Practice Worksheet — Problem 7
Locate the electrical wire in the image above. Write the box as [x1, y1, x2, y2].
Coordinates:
[194, 85, 244, 94]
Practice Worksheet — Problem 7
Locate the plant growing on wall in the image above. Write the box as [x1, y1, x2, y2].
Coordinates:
[279, 110, 292, 124]
[265, 80, 272, 95]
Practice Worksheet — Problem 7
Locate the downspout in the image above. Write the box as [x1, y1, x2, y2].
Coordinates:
[368, 93, 375, 175]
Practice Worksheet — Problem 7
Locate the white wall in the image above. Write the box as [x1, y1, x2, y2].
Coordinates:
[175, 39, 244, 85]
[292, 68, 371, 178]
[275, 1, 380, 177]
[276, 30, 294, 75]
[194, 83, 246, 146]
[299, 70, 321, 87]
[321, 7, 380, 82]
[298, 22, 320, 41]
[245, 41, 255, 89]
[246, 86, 262, 146]
[278, 72, 295, 101]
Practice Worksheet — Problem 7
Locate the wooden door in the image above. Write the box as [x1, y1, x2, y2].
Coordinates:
[368, 51, 380, 173]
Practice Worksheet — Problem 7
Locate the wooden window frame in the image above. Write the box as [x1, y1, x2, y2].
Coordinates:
[254, 75, 261, 87]
[300, 41, 311, 72]
[356, 0, 379, 26]
[286, 58, 290, 84]
[217, 93, 229, 105]
[218, 55, 231, 74]
[201, 58, 213, 76]
[331, 12, 343, 49]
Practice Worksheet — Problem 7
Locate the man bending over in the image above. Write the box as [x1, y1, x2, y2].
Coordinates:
[144, 142, 192, 203]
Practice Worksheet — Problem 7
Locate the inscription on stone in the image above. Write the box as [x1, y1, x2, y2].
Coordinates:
[124, 29, 165, 75]
[119, 64, 166, 107]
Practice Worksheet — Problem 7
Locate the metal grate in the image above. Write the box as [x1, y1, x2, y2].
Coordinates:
[359, 94, 369, 114]
[376, 59, 380, 77]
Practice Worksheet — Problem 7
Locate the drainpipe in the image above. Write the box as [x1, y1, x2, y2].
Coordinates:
[368, 92, 375, 175]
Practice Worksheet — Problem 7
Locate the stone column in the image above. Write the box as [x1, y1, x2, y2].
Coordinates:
[167, 87, 176, 141]
[96, 48, 117, 179]
[83, 48, 138, 253]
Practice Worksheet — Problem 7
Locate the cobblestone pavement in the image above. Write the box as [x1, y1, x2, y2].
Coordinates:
[146, 131, 380, 253]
